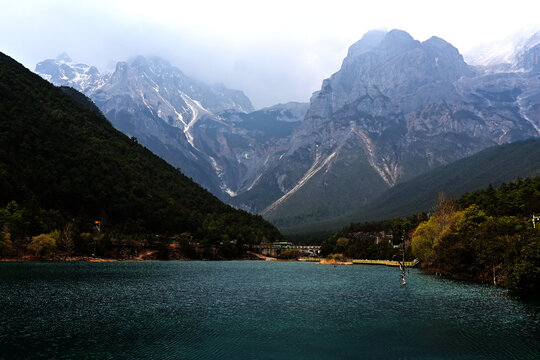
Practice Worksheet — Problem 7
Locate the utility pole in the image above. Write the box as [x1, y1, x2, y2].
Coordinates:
[393, 235, 407, 287]
[399, 236, 407, 287]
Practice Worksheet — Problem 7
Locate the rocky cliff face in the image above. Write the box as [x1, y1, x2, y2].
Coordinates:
[234, 30, 540, 229]
[192, 102, 307, 198]
[309, 30, 474, 118]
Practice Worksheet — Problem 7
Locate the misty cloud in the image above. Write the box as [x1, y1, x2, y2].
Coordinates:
[2, 0, 540, 108]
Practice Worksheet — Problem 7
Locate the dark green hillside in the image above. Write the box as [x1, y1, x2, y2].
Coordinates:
[350, 139, 540, 221]
[59, 86, 105, 117]
[288, 140, 540, 234]
[0, 52, 281, 244]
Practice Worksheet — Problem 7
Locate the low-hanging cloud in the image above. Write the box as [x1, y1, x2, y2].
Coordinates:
[2, 0, 540, 108]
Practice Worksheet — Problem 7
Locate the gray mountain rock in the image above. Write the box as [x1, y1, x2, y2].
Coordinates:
[233, 29, 540, 230]
[35, 53, 105, 92]
[193, 102, 307, 199]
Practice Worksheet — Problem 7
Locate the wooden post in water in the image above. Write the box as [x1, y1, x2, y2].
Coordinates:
[93, 220, 100, 258]
[394, 236, 407, 286]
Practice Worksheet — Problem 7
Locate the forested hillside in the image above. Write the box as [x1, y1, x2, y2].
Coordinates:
[323, 178, 540, 297]
[0, 52, 281, 259]
[287, 140, 540, 234]
[412, 178, 539, 297]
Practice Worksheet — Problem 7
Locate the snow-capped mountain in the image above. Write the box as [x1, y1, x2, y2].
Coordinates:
[35, 54, 302, 199]
[35, 52, 106, 92]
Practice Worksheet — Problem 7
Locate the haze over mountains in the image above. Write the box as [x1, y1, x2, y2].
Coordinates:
[465, 28, 540, 69]
[36, 29, 540, 231]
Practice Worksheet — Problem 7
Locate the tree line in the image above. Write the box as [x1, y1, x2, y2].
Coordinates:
[0, 200, 278, 261]
[321, 177, 539, 298]
[411, 178, 539, 297]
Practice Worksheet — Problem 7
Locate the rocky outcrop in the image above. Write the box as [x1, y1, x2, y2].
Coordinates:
[35, 53, 105, 92]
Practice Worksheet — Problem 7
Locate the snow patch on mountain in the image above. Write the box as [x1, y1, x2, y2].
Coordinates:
[465, 27, 540, 69]
[35, 53, 106, 92]
[181, 93, 210, 148]
[517, 94, 540, 135]
[261, 151, 337, 216]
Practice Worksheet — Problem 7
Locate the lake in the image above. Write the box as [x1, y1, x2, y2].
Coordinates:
[0, 261, 538, 359]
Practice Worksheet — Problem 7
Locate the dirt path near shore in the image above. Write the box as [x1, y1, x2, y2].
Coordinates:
[246, 251, 277, 261]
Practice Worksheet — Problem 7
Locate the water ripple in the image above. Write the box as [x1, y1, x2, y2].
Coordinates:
[0, 261, 538, 359]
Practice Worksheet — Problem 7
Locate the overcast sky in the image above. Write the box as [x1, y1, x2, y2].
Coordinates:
[1, 0, 539, 108]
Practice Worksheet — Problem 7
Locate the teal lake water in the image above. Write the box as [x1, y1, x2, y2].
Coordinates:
[0, 261, 538, 359]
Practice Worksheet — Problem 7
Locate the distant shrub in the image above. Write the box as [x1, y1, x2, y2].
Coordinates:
[29, 231, 58, 259]
[327, 253, 347, 262]
[278, 249, 300, 259]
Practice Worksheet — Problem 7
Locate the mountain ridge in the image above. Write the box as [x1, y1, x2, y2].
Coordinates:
[34, 29, 540, 231]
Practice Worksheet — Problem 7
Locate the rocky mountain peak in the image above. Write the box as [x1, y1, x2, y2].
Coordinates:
[345, 29, 418, 60]
[35, 54, 104, 92]
[422, 36, 452, 49]
[517, 32, 540, 72]
[379, 29, 418, 51]
[258, 29, 539, 230]
[110, 61, 129, 83]
[340, 29, 472, 81]
[309, 30, 473, 120]
[421, 36, 474, 80]
[56, 52, 72, 62]
[129, 55, 176, 76]
[347, 29, 387, 57]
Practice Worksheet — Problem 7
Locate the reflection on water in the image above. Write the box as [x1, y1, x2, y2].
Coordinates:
[0, 261, 538, 359]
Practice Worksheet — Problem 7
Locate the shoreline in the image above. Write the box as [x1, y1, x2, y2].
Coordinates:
[1, 258, 529, 298]
[318, 258, 353, 265]
[0, 256, 420, 265]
